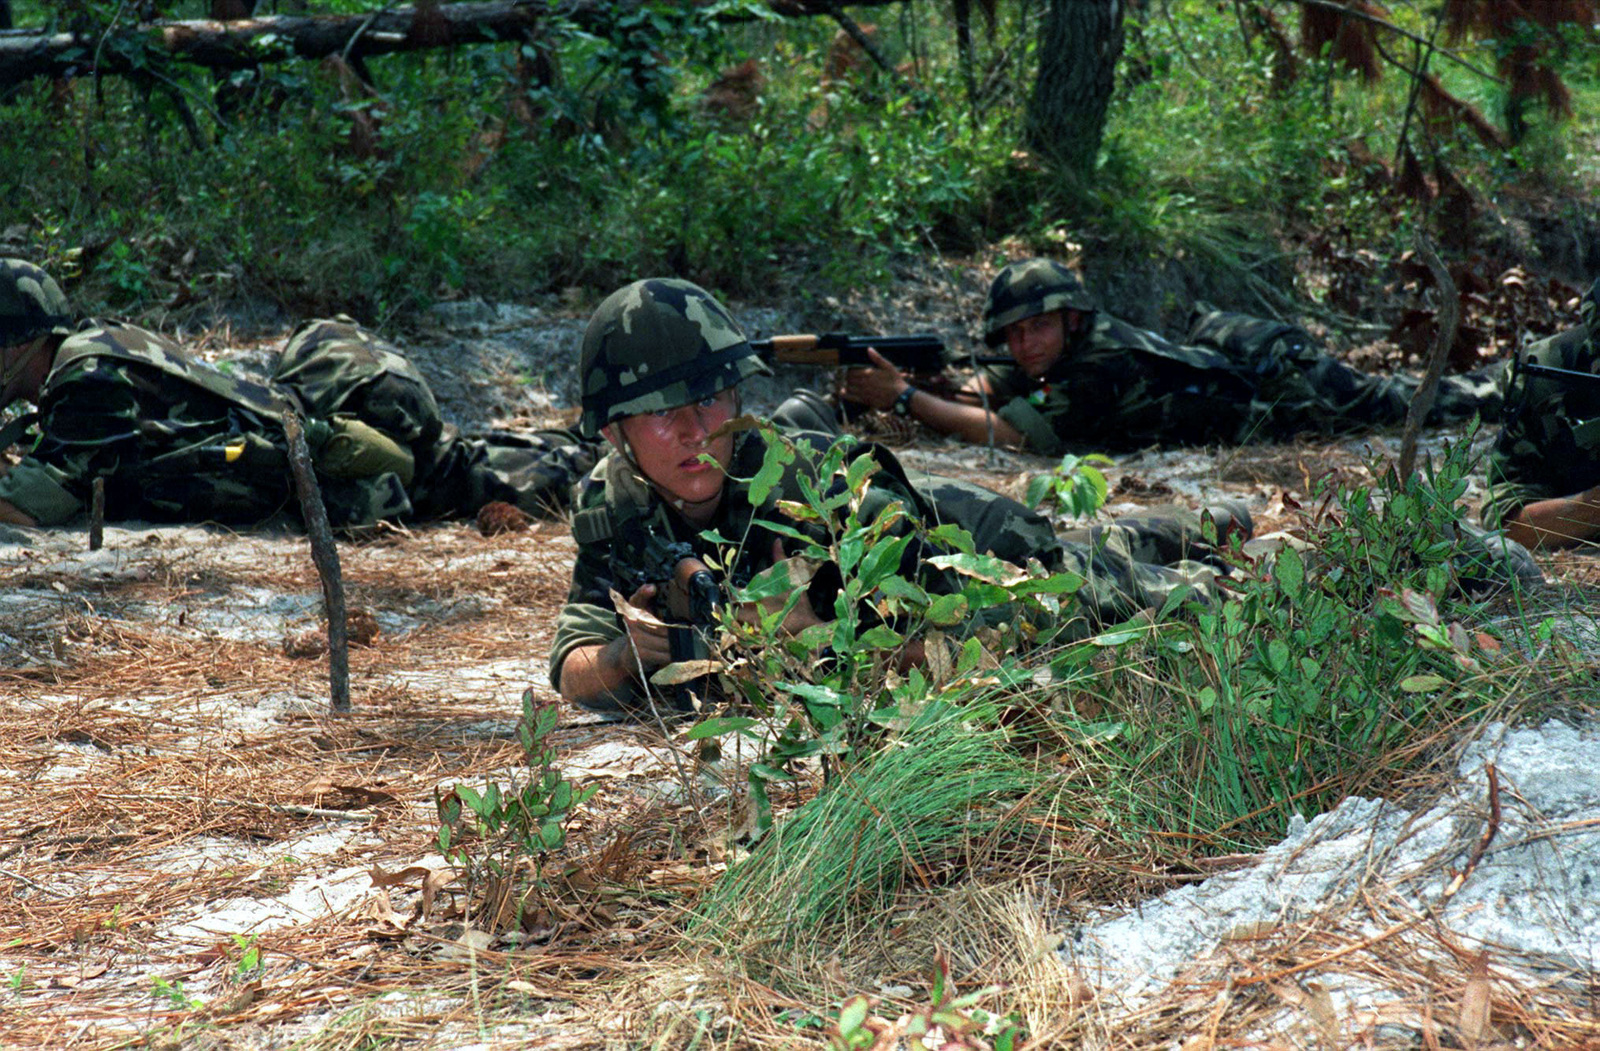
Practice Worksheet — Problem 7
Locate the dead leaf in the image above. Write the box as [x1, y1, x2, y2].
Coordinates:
[47, 965, 107, 989]
[436, 926, 495, 960]
[505, 978, 547, 996]
[1222, 920, 1277, 942]
[206, 982, 259, 1017]
[368, 864, 433, 889]
[650, 659, 722, 686]
[361, 889, 409, 939]
[609, 588, 669, 628]
[421, 867, 458, 918]
[1303, 981, 1340, 1046]
[1458, 952, 1492, 1046]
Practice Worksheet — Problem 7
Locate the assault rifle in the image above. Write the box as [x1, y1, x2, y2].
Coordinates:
[1507, 350, 1600, 424]
[612, 525, 724, 710]
[614, 531, 721, 658]
[752, 333, 1011, 373]
[1517, 360, 1600, 388]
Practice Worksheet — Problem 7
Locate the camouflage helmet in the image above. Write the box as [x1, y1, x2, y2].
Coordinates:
[578, 278, 770, 437]
[982, 258, 1097, 346]
[0, 258, 73, 349]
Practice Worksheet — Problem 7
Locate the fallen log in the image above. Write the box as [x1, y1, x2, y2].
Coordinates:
[0, 0, 907, 88]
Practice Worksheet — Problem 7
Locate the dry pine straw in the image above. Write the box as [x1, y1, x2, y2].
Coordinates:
[0, 522, 673, 1046]
[2, 502, 1597, 1048]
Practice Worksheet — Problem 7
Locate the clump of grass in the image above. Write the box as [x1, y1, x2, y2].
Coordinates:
[690, 701, 1050, 973]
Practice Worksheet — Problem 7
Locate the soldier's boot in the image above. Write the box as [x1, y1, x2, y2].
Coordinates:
[1454, 521, 1543, 594]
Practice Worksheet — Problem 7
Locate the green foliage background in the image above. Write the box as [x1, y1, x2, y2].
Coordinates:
[2, 1, 1595, 319]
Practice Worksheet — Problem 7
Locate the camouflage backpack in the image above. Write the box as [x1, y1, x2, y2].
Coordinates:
[577, 278, 770, 436]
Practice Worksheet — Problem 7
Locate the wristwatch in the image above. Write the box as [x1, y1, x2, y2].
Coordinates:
[892, 385, 918, 417]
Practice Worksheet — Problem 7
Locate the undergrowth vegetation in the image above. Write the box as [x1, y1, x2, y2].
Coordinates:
[2, 1, 1594, 319]
[671, 430, 1566, 1010]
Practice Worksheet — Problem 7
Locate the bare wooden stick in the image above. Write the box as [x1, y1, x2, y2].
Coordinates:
[283, 413, 350, 713]
[89, 475, 104, 551]
[1398, 232, 1459, 480]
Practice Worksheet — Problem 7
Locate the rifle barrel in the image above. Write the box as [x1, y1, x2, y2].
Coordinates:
[1521, 362, 1600, 384]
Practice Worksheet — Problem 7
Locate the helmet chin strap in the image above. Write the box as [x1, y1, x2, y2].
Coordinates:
[604, 423, 701, 516]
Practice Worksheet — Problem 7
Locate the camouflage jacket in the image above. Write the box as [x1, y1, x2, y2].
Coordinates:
[547, 423, 1229, 694]
[982, 308, 1495, 455]
[547, 427, 1068, 694]
[981, 314, 1256, 455]
[1481, 283, 1600, 529]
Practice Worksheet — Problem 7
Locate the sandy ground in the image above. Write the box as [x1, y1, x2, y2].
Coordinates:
[4, 300, 1600, 1048]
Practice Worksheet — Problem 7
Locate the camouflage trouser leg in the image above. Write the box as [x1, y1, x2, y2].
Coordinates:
[907, 472, 1064, 568]
[1056, 515, 1219, 627]
[1261, 364, 1503, 428]
[1059, 509, 1232, 567]
[1190, 305, 1500, 433]
[410, 428, 602, 519]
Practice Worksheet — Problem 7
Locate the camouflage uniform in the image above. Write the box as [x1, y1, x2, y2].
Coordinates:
[979, 259, 1498, 456]
[551, 278, 1228, 701]
[274, 317, 598, 524]
[549, 428, 1227, 696]
[1481, 280, 1600, 530]
[0, 311, 597, 527]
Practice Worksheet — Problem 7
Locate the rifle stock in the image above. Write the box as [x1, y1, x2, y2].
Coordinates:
[752, 332, 1011, 372]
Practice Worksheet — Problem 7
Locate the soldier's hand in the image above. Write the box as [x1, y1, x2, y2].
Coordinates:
[615, 582, 675, 673]
[738, 538, 825, 636]
[839, 347, 907, 411]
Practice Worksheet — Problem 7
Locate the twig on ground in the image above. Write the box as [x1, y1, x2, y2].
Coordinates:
[90, 475, 105, 551]
[98, 791, 378, 823]
[1399, 232, 1458, 479]
[284, 413, 350, 713]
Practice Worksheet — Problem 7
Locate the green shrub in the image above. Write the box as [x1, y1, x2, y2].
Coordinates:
[1043, 436, 1533, 851]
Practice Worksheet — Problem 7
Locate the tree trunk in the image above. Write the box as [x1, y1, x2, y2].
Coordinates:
[953, 0, 976, 123]
[0, 0, 909, 89]
[1025, 0, 1124, 173]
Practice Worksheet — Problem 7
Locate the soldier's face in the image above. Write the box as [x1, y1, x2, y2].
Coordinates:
[1005, 311, 1069, 378]
[609, 389, 739, 520]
